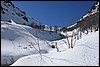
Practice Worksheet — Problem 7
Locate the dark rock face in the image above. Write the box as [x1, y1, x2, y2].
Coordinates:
[67, 2, 99, 32]
[77, 12, 99, 32]
[77, 2, 99, 32]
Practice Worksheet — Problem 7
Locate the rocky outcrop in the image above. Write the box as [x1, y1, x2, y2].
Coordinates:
[67, 1, 99, 32]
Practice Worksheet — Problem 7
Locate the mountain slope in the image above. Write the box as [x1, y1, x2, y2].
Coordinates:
[1, 20, 64, 65]
[1, 1, 44, 27]
[1, 1, 66, 65]
[11, 30, 99, 66]
[1, 1, 99, 66]
[67, 1, 99, 32]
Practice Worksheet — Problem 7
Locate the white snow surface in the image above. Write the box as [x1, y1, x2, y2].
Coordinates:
[1, 21, 64, 65]
[67, 23, 77, 28]
[1, 1, 41, 26]
[1, 1, 99, 66]
[11, 30, 99, 66]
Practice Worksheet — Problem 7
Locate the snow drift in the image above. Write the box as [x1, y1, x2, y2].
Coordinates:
[1, 21, 65, 65]
[11, 31, 99, 66]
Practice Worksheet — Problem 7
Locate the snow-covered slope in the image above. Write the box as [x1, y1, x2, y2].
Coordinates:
[1, 1, 99, 66]
[1, 1, 42, 26]
[1, 1, 59, 31]
[11, 31, 99, 66]
[1, 1, 66, 66]
[67, 1, 99, 30]
[79, 1, 99, 21]
[1, 21, 64, 65]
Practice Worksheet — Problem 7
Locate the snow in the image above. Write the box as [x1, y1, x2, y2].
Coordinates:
[1, 2, 65, 65]
[1, 1, 57, 32]
[67, 23, 77, 28]
[78, 2, 99, 22]
[1, 1, 99, 66]
[11, 31, 99, 66]
[1, 21, 64, 65]
[1, 1, 40, 25]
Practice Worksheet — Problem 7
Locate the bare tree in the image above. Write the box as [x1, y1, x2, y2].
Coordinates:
[65, 32, 71, 49]
[55, 42, 59, 52]
[70, 31, 74, 48]
[64, 29, 78, 49]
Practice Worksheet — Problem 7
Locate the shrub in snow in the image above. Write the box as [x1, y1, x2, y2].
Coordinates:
[51, 45, 55, 48]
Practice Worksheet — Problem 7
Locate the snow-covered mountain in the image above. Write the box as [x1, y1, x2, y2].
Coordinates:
[1, 1, 99, 66]
[67, 1, 99, 32]
[1, 1, 39, 25]
[79, 1, 99, 21]
[1, 1, 61, 32]
[1, 1, 65, 66]
[1, 20, 65, 66]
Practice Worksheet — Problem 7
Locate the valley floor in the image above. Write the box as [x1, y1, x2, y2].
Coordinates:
[11, 31, 99, 66]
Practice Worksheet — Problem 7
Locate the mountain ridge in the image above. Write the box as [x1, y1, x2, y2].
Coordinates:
[66, 1, 99, 32]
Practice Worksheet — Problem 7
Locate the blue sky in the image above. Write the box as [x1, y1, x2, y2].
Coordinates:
[12, 1, 96, 27]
